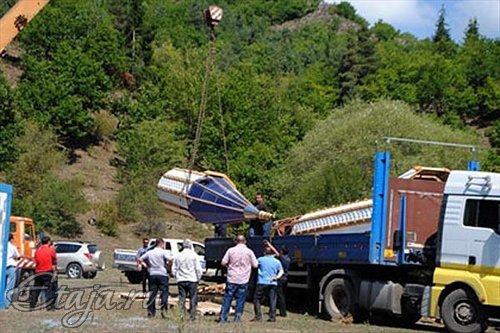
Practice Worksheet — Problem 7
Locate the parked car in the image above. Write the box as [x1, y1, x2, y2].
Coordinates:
[55, 241, 105, 279]
[113, 238, 205, 284]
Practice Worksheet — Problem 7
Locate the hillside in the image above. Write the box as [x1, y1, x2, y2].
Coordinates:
[0, 0, 498, 240]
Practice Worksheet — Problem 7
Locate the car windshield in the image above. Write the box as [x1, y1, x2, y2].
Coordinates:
[88, 244, 98, 253]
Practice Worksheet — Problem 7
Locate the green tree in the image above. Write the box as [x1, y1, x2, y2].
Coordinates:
[0, 76, 19, 170]
[116, 119, 186, 179]
[432, 6, 455, 56]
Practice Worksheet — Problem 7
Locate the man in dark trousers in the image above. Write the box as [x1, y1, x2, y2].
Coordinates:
[276, 245, 291, 317]
[30, 236, 56, 311]
[136, 238, 150, 294]
[172, 239, 203, 321]
[252, 242, 284, 322]
[249, 192, 267, 237]
[138, 238, 171, 318]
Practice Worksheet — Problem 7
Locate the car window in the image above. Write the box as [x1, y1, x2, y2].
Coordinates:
[177, 243, 183, 252]
[165, 242, 171, 250]
[193, 244, 205, 256]
[10, 222, 16, 233]
[87, 244, 98, 254]
[56, 244, 81, 253]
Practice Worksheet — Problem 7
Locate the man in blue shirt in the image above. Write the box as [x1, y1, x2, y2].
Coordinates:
[251, 242, 284, 322]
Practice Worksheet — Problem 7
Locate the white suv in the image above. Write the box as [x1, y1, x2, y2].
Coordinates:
[55, 241, 105, 279]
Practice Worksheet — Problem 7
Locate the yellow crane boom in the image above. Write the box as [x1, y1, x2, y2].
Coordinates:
[0, 0, 49, 54]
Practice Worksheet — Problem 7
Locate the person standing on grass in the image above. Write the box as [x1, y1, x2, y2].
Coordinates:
[5, 233, 20, 308]
[172, 239, 203, 321]
[251, 242, 284, 322]
[276, 245, 290, 317]
[136, 238, 150, 294]
[138, 238, 172, 319]
[30, 236, 57, 311]
[218, 235, 258, 323]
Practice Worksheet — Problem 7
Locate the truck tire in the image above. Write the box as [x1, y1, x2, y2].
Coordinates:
[323, 278, 355, 320]
[83, 272, 97, 279]
[125, 271, 143, 284]
[66, 263, 83, 279]
[441, 288, 487, 333]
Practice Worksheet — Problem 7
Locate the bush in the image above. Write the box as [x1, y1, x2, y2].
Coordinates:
[96, 201, 119, 237]
[487, 120, 500, 148]
[17, 175, 87, 237]
[94, 110, 118, 142]
[116, 118, 186, 178]
[116, 175, 165, 225]
[7, 123, 87, 237]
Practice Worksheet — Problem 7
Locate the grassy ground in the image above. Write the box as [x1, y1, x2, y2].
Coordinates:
[0, 266, 456, 333]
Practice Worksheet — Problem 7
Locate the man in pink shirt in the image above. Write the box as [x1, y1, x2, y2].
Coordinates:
[218, 235, 258, 323]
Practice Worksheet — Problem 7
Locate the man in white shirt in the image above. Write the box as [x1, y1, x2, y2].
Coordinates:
[6, 233, 20, 308]
[138, 238, 172, 318]
[172, 239, 203, 321]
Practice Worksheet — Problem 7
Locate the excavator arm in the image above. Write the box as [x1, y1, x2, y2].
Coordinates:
[0, 0, 49, 54]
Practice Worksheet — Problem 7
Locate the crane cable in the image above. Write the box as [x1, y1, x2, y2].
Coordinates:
[188, 29, 215, 171]
[188, 8, 229, 175]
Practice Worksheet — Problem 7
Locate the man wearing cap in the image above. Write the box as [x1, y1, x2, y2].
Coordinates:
[172, 239, 204, 321]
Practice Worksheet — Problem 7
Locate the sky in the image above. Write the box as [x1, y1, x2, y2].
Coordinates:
[327, 0, 500, 41]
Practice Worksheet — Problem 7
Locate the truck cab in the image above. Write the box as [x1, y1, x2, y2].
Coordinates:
[9, 216, 36, 259]
[432, 171, 500, 331]
[9, 216, 37, 274]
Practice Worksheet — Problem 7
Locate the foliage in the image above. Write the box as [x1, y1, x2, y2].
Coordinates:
[95, 201, 119, 236]
[6, 123, 87, 237]
[0, 76, 19, 170]
[115, 175, 165, 226]
[94, 110, 118, 142]
[116, 118, 186, 179]
[277, 100, 479, 216]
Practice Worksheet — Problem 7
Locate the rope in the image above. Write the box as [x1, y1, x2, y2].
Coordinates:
[188, 28, 215, 170]
[215, 68, 230, 175]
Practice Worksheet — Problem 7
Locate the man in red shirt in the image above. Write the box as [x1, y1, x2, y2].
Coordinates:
[29, 236, 57, 310]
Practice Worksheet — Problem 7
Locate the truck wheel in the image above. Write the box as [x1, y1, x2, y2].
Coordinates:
[83, 272, 97, 279]
[66, 263, 83, 279]
[441, 288, 487, 333]
[323, 278, 355, 320]
[125, 271, 143, 284]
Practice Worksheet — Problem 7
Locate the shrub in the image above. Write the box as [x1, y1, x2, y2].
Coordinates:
[94, 110, 119, 142]
[96, 201, 119, 237]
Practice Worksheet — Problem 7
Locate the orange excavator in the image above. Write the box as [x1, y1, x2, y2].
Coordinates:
[0, 0, 49, 54]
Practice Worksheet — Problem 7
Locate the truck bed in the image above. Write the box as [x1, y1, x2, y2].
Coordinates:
[205, 232, 370, 267]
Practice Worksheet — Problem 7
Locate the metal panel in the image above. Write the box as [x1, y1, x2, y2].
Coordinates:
[0, 183, 13, 310]
[369, 152, 391, 264]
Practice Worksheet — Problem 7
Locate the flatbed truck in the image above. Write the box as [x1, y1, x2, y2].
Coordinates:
[205, 151, 500, 333]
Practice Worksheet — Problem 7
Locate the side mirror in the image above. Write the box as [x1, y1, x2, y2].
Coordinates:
[393, 230, 402, 251]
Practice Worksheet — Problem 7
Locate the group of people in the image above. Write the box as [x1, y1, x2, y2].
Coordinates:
[218, 235, 290, 323]
[136, 234, 290, 323]
[5, 234, 58, 310]
[137, 238, 203, 320]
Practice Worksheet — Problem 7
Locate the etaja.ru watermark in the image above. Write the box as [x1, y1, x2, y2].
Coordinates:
[8, 272, 149, 328]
